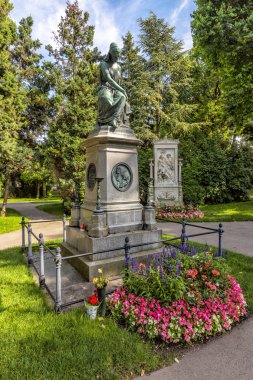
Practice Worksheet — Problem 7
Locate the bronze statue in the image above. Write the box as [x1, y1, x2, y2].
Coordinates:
[97, 42, 130, 128]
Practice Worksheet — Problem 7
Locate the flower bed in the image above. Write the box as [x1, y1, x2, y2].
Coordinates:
[108, 245, 247, 344]
[156, 205, 204, 220]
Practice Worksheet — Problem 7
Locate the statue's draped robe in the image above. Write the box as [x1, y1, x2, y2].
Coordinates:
[97, 61, 128, 127]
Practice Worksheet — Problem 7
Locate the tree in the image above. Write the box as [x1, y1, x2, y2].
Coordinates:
[192, 0, 253, 139]
[46, 1, 99, 200]
[138, 12, 195, 138]
[121, 32, 157, 143]
[0, 0, 29, 216]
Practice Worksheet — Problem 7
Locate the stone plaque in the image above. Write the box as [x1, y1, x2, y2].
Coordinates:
[111, 163, 132, 192]
[87, 163, 96, 190]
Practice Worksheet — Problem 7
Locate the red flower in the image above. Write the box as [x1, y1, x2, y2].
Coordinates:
[205, 262, 212, 268]
[202, 274, 207, 279]
[87, 294, 99, 305]
[211, 270, 220, 276]
[187, 269, 198, 278]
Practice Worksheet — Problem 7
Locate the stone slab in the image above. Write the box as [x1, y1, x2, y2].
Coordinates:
[61, 242, 163, 281]
[65, 226, 162, 261]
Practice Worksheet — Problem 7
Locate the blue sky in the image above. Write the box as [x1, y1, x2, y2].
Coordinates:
[10, 0, 196, 56]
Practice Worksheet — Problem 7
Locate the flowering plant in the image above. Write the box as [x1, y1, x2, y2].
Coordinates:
[156, 205, 204, 220]
[92, 268, 109, 289]
[108, 277, 247, 344]
[86, 293, 99, 306]
[124, 244, 229, 305]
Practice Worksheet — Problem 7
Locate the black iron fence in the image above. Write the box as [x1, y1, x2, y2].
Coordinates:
[21, 217, 224, 312]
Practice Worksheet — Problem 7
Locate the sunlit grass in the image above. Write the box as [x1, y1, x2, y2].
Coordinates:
[158, 200, 253, 222]
[0, 246, 176, 379]
[0, 208, 27, 234]
[0, 197, 62, 203]
[36, 203, 69, 218]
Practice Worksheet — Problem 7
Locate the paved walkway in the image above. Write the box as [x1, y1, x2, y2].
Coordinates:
[135, 316, 253, 380]
[159, 221, 253, 257]
[0, 202, 63, 250]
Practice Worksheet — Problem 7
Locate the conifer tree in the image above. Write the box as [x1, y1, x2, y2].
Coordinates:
[46, 1, 99, 198]
[138, 12, 195, 138]
[121, 32, 156, 143]
[0, 0, 29, 216]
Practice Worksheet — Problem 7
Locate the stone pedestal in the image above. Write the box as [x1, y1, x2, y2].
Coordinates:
[61, 226, 162, 280]
[80, 127, 143, 233]
[65, 126, 162, 281]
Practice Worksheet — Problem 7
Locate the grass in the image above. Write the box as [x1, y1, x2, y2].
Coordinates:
[37, 203, 67, 218]
[0, 208, 26, 234]
[0, 246, 177, 380]
[157, 199, 253, 222]
[0, 197, 62, 203]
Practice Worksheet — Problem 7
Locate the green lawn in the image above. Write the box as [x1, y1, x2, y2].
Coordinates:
[157, 199, 253, 222]
[0, 197, 62, 203]
[199, 200, 253, 222]
[37, 203, 67, 218]
[0, 208, 25, 234]
[0, 247, 176, 380]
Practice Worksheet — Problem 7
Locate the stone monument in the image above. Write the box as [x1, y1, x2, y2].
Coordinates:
[62, 43, 161, 280]
[151, 138, 183, 206]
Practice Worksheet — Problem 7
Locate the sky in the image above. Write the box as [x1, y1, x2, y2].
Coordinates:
[10, 0, 196, 56]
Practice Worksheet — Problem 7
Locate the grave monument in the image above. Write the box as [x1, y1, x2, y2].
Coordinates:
[151, 138, 183, 206]
[61, 43, 162, 280]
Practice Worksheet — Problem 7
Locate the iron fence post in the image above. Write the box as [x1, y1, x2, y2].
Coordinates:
[27, 222, 33, 266]
[124, 237, 130, 271]
[181, 218, 187, 248]
[39, 233, 46, 289]
[63, 214, 67, 242]
[21, 217, 26, 253]
[218, 223, 224, 257]
[55, 247, 62, 312]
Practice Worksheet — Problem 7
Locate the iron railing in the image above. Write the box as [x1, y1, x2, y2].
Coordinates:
[21, 217, 224, 312]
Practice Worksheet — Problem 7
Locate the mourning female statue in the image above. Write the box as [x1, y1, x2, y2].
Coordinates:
[97, 42, 130, 128]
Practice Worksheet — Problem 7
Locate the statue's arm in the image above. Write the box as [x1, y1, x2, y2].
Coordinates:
[101, 62, 127, 98]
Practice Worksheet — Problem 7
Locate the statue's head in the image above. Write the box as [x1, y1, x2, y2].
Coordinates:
[108, 42, 121, 63]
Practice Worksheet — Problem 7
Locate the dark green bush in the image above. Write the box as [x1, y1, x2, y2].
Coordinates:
[180, 132, 253, 205]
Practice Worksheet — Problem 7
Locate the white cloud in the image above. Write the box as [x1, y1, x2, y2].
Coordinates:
[10, 0, 194, 55]
[169, 0, 190, 27]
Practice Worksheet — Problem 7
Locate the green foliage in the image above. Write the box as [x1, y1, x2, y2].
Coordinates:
[180, 131, 253, 205]
[138, 147, 153, 204]
[124, 246, 230, 306]
[121, 13, 196, 143]
[46, 1, 99, 199]
[192, 1, 253, 139]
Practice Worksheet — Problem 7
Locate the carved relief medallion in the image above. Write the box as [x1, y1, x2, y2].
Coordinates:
[87, 163, 96, 190]
[111, 163, 132, 192]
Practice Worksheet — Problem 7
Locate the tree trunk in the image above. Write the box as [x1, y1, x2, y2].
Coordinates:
[42, 182, 47, 198]
[36, 181, 41, 199]
[1, 174, 11, 217]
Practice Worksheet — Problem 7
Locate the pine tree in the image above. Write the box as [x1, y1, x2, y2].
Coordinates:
[121, 32, 156, 143]
[46, 1, 99, 198]
[138, 12, 195, 138]
[0, 0, 29, 216]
